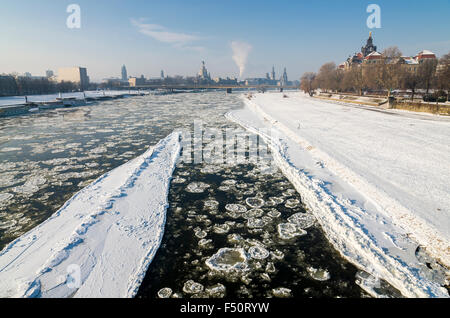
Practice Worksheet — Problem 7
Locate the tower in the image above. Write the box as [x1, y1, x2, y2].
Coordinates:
[281, 68, 288, 86]
[198, 61, 210, 80]
[271, 66, 276, 81]
[121, 65, 128, 81]
[361, 32, 377, 57]
[161, 70, 165, 78]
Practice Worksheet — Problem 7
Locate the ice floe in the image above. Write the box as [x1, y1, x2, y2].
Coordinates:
[277, 223, 307, 240]
[245, 197, 265, 209]
[0, 219, 18, 230]
[205, 248, 248, 272]
[0, 193, 13, 207]
[213, 224, 230, 234]
[307, 267, 331, 281]
[225, 204, 247, 214]
[248, 245, 270, 260]
[287, 213, 316, 229]
[242, 208, 264, 219]
[205, 283, 226, 298]
[183, 280, 204, 294]
[285, 198, 300, 209]
[272, 287, 292, 298]
[267, 209, 281, 218]
[247, 217, 268, 229]
[157, 287, 173, 298]
[204, 200, 219, 210]
[186, 182, 210, 193]
[194, 229, 208, 239]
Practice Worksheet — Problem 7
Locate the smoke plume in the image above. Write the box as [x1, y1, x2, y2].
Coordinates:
[231, 41, 252, 78]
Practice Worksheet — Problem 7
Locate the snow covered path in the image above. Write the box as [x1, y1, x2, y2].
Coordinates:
[0, 132, 181, 298]
[227, 92, 449, 298]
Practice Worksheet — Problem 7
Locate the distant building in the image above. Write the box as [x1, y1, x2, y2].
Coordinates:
[347, 52, 364, 68]
[18, 74, 47, 81]
[161, 70, 165, 78]
[198, 61, 211, 81]
[339, 33, 438, 76]
[361, 32, 377, 57]
[244, 78, 276, 86]
[46, 70, 54, 78]
[280, 68, 288, 86]
[128, 75, 146, 87]
[271, 66, 276, 81]
[342, 33, 378, 69]
[58, 67, 90, 90]
[121, 65, 128, 81]
[397, 50, 437, 72]
[363, 51, 384, 65]
[415, 50, 437, 63]
[102, 77, 128, 87]
[398, 56, 419, 72]
[213, 77, 238, 85]
[244, 78, 263, 86]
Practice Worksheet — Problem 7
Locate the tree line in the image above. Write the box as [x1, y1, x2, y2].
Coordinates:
[0, 75, 80, 97]
[300, 47, 450, 102]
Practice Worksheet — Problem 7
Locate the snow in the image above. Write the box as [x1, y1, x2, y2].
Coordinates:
[0, 131, 181, 298]
[226, 92, 450, 298]
[418, 50, 435, 55]
[0, 90, 145, 107]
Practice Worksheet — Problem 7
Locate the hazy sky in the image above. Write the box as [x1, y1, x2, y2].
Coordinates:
[1, 0, 449, 82]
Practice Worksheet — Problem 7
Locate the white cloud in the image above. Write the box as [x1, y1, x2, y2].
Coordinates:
[131, 18, 204, 51]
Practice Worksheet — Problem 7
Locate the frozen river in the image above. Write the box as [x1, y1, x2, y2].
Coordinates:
[0, 92, 406, 297]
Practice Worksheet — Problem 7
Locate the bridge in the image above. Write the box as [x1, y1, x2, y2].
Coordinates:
[131, 84, 299, 91]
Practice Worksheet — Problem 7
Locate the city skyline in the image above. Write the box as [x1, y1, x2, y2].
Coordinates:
[1, 0, 449, 82]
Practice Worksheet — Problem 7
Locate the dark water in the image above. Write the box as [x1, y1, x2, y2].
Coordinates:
[136, 136, 368, 298]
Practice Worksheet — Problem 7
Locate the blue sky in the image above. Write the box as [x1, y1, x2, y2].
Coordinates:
[1, 0, 449, 82]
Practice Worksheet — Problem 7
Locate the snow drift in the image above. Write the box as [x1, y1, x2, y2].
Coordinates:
[0, 131, 181, 298]
[226, 92, 449, 298]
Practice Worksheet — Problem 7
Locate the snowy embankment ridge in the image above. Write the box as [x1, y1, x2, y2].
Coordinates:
[227, 92, 450, 298]
[0, 132, 181, 298]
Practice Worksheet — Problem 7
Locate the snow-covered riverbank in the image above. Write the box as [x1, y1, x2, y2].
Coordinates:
[227, 92, 450, 298]
[0, 132, 181, 298]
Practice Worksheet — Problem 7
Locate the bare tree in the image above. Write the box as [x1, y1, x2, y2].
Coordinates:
[374, 59, 402, 97]
[382, 46, 403, 60]
[315, 62, 337, 92]
[300, 72, 317, 96]
[418, 59, 438, 94]
[363, 64, 380, 93]
[400, 68, 421, 101]
[332, 69, 344, 93]
[348, 65, 364, 95]
[0, 75, 18, 96]
[436, 52, 450, 101]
